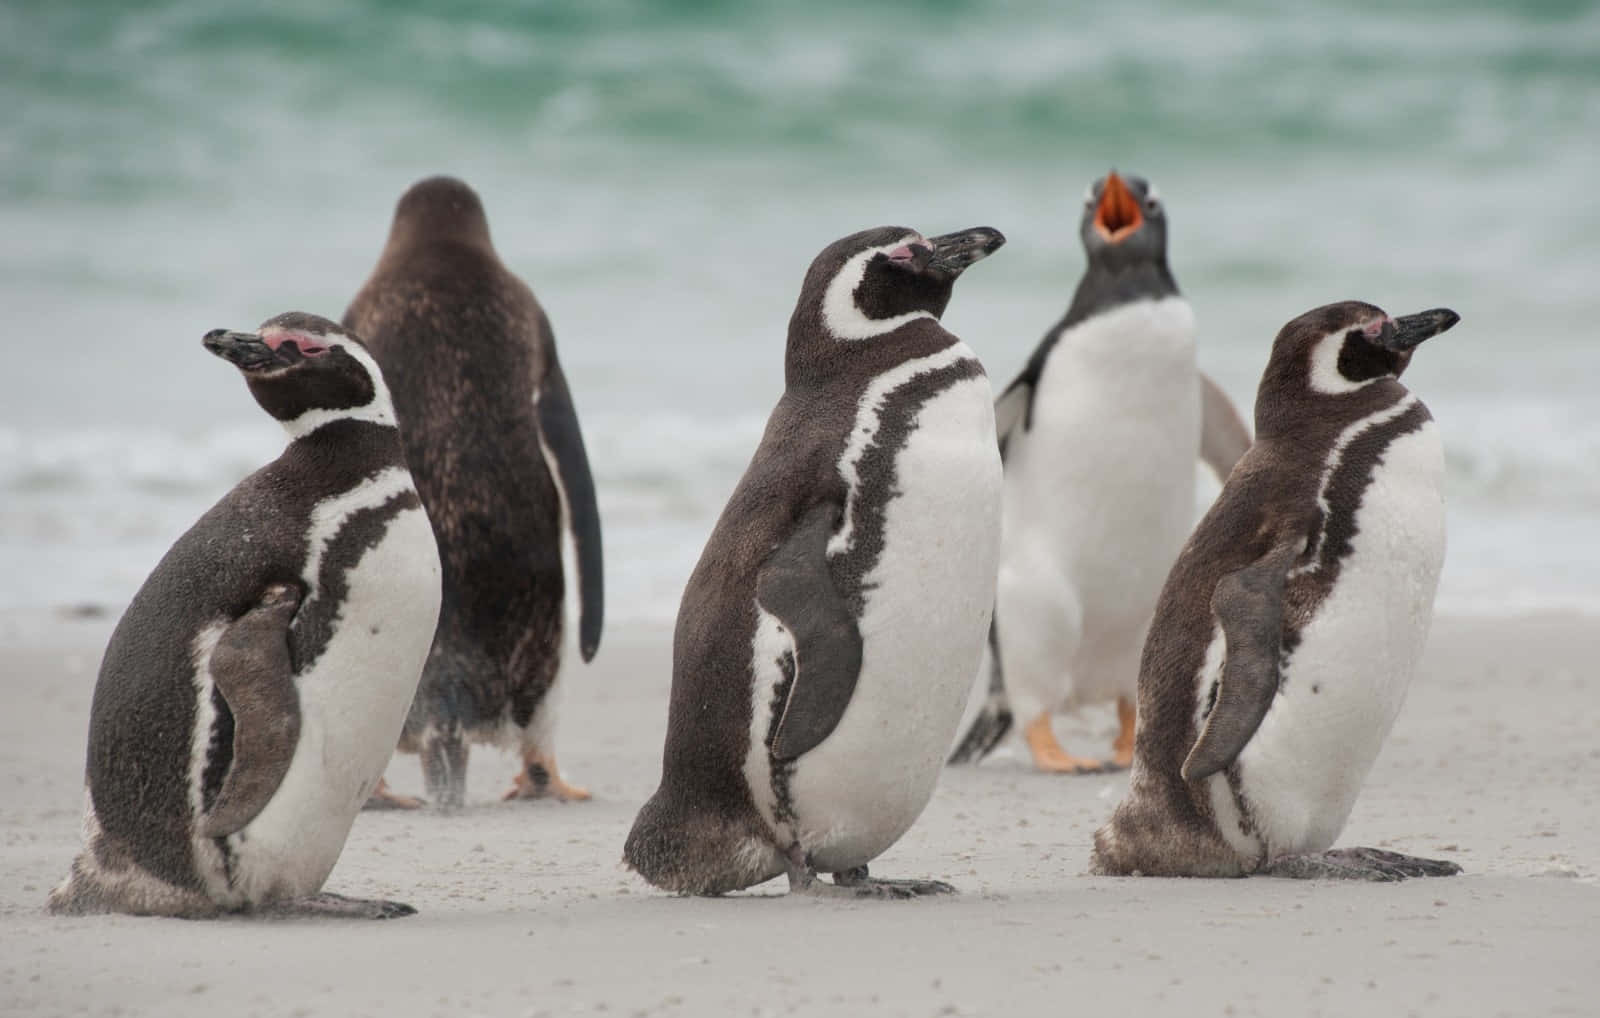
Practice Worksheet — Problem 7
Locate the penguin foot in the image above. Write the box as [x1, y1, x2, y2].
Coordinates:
[1025, 713, 1118, 774]
[1110, 696, 1137, 769]
[254, 892, 417, 920]
[504, 751, 591, 802]
[832, 865, 957, 898]
[1262, 847, 1463, 882]
[362, 777, 426, 811]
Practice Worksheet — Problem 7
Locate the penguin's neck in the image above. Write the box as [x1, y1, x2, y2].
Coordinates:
[278, 389, 400, 442]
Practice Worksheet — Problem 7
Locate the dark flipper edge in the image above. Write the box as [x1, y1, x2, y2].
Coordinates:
[538, 358, 605, 662]
[1181, 537, 1303, 782]
[759, 502, 863, 761]
[199, 584, 303, 839]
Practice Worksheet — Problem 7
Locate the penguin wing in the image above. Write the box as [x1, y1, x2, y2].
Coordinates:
[1199, 372, 1252, 484]
[537, 356, 605, 662]
[757, 501, 863, 761]
[197, 584, 303, 839]
[993, 379, 1031, 458]
[1181, 536, 1303, 782]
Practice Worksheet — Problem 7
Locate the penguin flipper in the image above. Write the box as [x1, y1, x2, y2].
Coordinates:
[1199, 372, 1252, 483]
[537, 356, 605, 662]
[1181, 537, 1302, 782]
[993, 380, 1031, 459]
[758, 502, 863, 761]
[198, 584, 304, 840]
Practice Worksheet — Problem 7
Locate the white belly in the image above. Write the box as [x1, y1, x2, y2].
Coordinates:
[996, 297, 1200, 714]
[213, 502, 441, 903]
[1225, 420, 1446, 859]
[753, 369, 1002, 872]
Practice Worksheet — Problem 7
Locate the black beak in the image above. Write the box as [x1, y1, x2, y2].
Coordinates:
[924, 227, 1006, 278]
[1384, 308, 1460, 352]
[203, 329, 281, 371]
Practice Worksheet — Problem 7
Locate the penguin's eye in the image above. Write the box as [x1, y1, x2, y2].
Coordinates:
[1145, 197, 1161, 214]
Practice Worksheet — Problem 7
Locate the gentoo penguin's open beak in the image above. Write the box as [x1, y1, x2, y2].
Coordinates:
[1384, 308, 1460, 351]
[924, 227, 1006, 278]
[203, 329, 284, 372]
[1094, 171, 1143, 243]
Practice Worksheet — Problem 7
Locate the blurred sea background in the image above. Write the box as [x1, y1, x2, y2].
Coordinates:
[3, 0, 1598, 626]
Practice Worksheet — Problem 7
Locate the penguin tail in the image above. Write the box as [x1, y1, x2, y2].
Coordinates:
[947, 622, 1013, 765]
[623, 789, 782, 896]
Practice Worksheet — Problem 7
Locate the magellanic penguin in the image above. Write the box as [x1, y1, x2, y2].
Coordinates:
[624, 225, 1006, 897]
[950, 170, 1251, 773]
[344, 176, 603, 809]
[48, 313, 441, 918]
[1092, 301, 1464, 880]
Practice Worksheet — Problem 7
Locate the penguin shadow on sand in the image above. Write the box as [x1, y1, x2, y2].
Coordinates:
[625, 224, 1010, 899]
[345, 176, 605, 813]
[48, 314, 442, 920]
[949, 170, 1252, 777]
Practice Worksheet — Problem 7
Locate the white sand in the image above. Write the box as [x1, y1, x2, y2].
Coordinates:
[2, 613, 1596, 1017]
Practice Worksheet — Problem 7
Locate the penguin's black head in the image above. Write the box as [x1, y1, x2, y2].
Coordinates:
[387, 175, 493, 253]
[1260, 300, 1460, 407]
[204, 312, 394, 435]
[798, 225, 1006, 343]
[1079, 171, 1168, 267]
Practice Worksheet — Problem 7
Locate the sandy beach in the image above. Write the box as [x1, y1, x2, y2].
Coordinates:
[1, 610, 1595, 1017]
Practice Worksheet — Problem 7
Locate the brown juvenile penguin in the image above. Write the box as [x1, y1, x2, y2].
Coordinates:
[345, 176, 603, 809]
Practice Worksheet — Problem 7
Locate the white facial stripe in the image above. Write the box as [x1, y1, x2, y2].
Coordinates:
[1289, 393, 1420, 578]
[1307, 323, 1386, 395]
[280, 342, 398, 439]
[820, 234, 935, 341]
[299, 465, 415, 610]
[827, 341, 976, 557]
[1145, 182, 1161, 204]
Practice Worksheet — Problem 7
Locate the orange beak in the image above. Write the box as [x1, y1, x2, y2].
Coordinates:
[1093, 171, 1143, 243]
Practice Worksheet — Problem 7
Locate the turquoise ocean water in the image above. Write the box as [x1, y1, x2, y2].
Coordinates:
[3, 0, 1598, 621]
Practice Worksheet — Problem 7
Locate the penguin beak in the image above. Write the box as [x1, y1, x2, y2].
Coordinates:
[1384, 308, 1460, 351]
[1094, 171, 1143, 243]
[923, 227, 1006, 278]
[203, 329, 284, 372]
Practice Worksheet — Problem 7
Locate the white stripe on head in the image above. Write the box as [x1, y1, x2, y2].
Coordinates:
[1307, 324, 1386, 396]
[281, 342, 398, 439]
[820, 234, 935, 341]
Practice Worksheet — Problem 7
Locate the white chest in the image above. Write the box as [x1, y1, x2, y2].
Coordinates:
[1002, 296, 1200, 628]
[747, 357, 1002, 872]
[1224, 417, 1447, 859]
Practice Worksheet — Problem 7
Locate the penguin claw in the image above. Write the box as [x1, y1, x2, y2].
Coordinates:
[831, 866, 958, 898]
[1261, 847, 1462, 882]
[362, 778, 426, 811]
[254, 892, 417, 920]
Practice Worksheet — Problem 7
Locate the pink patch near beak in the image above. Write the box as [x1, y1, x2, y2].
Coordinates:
[887, 244, 918, 263]
[262, 330, 328, 356]
[1362, 318, 1389, 339]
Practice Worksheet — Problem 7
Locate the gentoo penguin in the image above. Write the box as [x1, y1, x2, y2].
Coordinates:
[949, 170, 1250, 773]
[625, 225, 1005, 897]
[344, 175, 603, 809]
[48, 313, 441, 918]
[1092, 301, 1463, 880]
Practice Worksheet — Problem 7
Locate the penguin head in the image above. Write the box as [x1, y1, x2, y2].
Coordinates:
[386, 175, 494, 253]
[1260, 300, 1460, 405]
[1079, 171, 1168, 267]
[203, 312, 396, 436]
[797, 226, 1006, 344]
